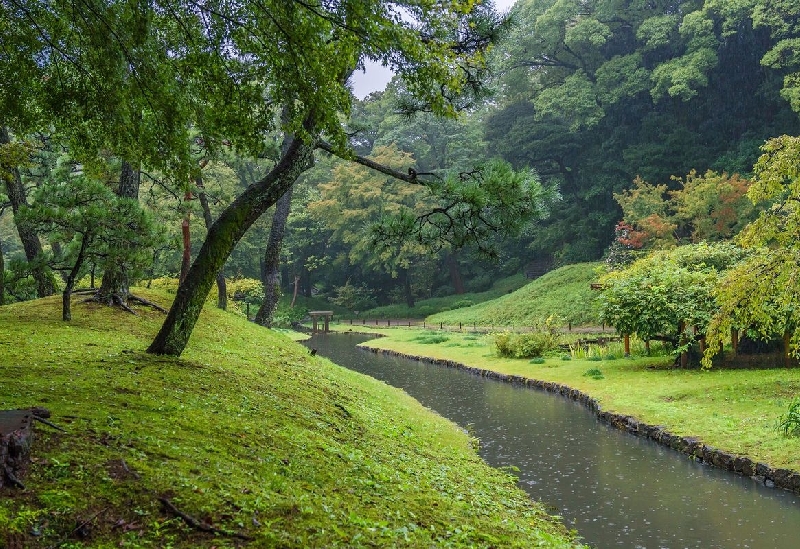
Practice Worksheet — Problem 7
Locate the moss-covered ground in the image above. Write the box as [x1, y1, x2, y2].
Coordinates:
[0, 292, 583, 548]
[357, 329, 800, 472]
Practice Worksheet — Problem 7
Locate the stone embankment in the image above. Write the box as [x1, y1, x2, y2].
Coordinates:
[358, 345, 800, 495]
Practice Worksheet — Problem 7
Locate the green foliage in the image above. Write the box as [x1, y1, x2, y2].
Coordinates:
[494, 330, 560, 359]
[373, 159, 559, 258]
[613, 171, 757, 250]
[704, 136, 800, 366]
[582, 368, 604, 380]
[227, 277, 265, 304]
[776, 398, 800, 437]
[330, 280, 378, 311]
[21, 175, 160, 308]
[487, 0, 800, 260]
[271, 304, 309, 329]
[529, 357, 546, 364]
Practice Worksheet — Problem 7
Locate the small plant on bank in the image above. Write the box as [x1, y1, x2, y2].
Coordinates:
[776, 397, 800, 437]
[413, 334, 450, 344]
[560, 354, 572, 361]
[583, 368, 604, 380]
[529, 357, 546, 364]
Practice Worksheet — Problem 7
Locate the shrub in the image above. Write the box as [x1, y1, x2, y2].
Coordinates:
[452, 299, 475, 309]
[413, 334, 450, 344]
[272, 305, 309, 328]
[494, 331, 560, 359]
[777, 398, 800, 437]
[583, 368, 604, 379]
[529, 357, 546, 364]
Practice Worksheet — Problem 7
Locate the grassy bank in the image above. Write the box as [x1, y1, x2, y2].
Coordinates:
[0, 293, 583, 548]
[358, 329, 800, 472]
[426, 264, 602, 328]
[359, 274, 530, 320]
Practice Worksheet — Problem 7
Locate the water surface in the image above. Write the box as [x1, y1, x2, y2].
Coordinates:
[307, 333, 800, 548]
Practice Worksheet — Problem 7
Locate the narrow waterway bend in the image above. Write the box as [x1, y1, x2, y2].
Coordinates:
[306, 333, 800, 548]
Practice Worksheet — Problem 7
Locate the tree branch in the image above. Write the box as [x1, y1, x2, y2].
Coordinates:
[316, 140, 431, 184]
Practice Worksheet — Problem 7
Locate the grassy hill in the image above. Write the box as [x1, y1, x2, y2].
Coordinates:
[427, 263, 603, 327]
[359, 274, 530, 319]
[0, 292, 582, 548]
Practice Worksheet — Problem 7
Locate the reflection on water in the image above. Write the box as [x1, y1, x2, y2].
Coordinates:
[307, 333, 800, 548]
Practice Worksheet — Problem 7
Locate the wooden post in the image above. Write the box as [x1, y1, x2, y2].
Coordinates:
[324, 315, 330, 333]
[623, 334, 630, 357]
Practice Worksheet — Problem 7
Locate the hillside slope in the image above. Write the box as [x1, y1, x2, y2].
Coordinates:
[427, 263, 602, 327]
[0, 292, 582, 548]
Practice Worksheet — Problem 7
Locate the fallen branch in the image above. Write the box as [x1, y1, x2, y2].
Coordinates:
[33, 415, 67, 432]
[159, 497, 252, 541]
[47, 507, 108, 549]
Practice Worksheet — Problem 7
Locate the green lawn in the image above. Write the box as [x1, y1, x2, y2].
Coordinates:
[359, 329, 800, 472]
[0, 292, 583, 548]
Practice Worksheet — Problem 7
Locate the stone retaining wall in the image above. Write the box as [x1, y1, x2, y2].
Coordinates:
[358, 345, 800, 495]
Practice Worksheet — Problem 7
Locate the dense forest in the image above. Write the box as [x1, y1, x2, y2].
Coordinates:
[2, 0, 800, 353]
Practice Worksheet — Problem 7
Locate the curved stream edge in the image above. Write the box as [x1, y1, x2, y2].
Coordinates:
[355, 343, 800, 495]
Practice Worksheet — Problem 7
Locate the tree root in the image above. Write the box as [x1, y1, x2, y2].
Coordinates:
[159, 497, 253, 540]
[79, 291, 167, 315]
[127, 294, 168, 313]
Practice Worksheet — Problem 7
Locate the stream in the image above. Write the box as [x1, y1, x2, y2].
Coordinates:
[305, 333, 800, 548]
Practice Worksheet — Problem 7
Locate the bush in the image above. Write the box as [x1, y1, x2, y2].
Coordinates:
[494, 331, 560, 359]
[777, 398, 800, 437]
[529, 357, 546, 364]
[413, 334, 450, 344]
[452, 299, 475, 309]
[272, 306, 309, 328]
[583, 368, 604, 379]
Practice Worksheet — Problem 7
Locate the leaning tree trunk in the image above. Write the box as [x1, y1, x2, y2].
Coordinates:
[62, 234, 89, 321]
[179, 190, 192, 284]
[97, 160, 140, 305]
[196, 174, 227, 310]
[0, 126, 55, 298]
[254, 185, 294, 326]
[147, 135, 315, 356]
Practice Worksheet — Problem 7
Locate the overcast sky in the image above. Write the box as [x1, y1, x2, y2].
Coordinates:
[350, 0, 518, 98]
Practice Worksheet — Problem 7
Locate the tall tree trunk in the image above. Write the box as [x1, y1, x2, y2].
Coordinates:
[147, 135, 315, 356]
[447, 252, 465, 294]
[0, 126, 55, 297]
[303, 270, 312, 298]
[254, 186, 294, 326]
[0, 237, 5, 306]
[290, 274, 300, 308]
[195, 174, 227, 310]
[402, 267, 415, 308]
[98, 160, 140, 304]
